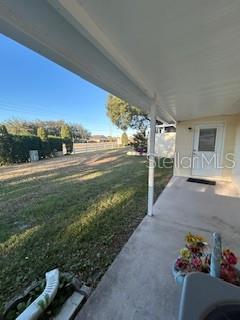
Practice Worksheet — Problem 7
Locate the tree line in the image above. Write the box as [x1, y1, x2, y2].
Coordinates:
[0, 125, 63, 165]
[2, 119, 91, 142]
[0, 119, 91, 165]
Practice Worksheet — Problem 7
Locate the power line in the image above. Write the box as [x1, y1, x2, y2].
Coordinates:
[0, 101, 69, 118]
[0, 99, 62, 113]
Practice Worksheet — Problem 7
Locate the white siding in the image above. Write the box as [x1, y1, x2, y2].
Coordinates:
[174, 114, 240, 179]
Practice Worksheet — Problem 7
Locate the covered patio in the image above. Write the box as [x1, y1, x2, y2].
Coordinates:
[77, 177, 240, 320]
[1, 1, 240, 318]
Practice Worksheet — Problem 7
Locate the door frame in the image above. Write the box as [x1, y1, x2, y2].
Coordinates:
[191, 123, 225, 178]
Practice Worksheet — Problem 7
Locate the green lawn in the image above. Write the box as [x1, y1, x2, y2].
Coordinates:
[0, 149, 172, 311]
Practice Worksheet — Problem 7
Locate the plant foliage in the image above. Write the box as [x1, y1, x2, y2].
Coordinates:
[0, 125, 12, 165]
[11, 135, 41, 163]
[121, 132, 128, 146]
[132, 132, 148, 152]
[48, 136, 63, 154]
[0, 133, 63, 165]
[4, 119, 91, 141]
[61, 125, 73, 154]
[37, 127, 48, 141]
[106, 95, 149, 133]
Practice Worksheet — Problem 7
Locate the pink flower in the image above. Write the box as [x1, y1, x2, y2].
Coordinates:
[175, 257, 189, 271]
[191, 257, 202, 271]
[187, 244, 201, 254]
[221, 264, 238, 284]
[223, 249, 237, 265]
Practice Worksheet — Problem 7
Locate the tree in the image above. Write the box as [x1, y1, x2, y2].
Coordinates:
[132, 132, 147, 153]
[35, 120, 65, 136]
[69, 123, 91, 142]
[61, 125, 72, 140]
[61, 125, 73, 154]
[4, 118, 36, 135]
[3, 118, 91, 139]
[37, 127, 51, 158]
[121, 132, 128, 146]
[106, 95, 149, 134]
[0, 125, 12, 164]
[37, 127, 48, 140]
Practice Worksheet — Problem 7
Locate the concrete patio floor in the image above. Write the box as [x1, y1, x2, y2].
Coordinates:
[76, 176, 240, 320]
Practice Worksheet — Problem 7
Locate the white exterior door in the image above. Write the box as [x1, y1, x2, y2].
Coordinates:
[192, 124, 224, 177]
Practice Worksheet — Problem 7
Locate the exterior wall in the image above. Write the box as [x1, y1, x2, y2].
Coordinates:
[232, 117, 240, 188]
[154, 132, 176, 158]
[174, 114, 240, 180]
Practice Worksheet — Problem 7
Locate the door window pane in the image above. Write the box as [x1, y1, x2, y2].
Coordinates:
[198, 128, 217, 152]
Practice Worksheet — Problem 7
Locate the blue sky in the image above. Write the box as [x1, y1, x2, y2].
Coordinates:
[0, 34, 128, 136]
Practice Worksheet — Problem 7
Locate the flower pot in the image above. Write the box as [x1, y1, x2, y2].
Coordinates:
[173, 233, 240, 288]
[172, 262, 186, 286]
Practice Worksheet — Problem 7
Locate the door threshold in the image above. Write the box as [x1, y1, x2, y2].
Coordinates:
[187, 177, 216, 185]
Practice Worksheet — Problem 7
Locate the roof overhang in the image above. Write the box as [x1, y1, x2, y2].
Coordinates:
[1, 1, 240, 123]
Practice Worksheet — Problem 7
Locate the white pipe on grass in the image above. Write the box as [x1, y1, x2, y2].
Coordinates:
[17, 268, 59, 320]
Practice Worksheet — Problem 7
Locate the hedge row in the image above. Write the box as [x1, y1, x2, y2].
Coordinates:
[0, 135, 63, 164]
[48, 136, 64, 153]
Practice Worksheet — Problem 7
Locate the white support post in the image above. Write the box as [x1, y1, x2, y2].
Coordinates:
[147, 103, 156, 216]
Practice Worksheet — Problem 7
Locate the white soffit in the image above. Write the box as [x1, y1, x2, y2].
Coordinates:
[63, 0, 240, 121]
[1, 1, 240, 122]
[0, 0, 173, 123]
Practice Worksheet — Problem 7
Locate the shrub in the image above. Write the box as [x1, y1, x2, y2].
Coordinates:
[61, 125, 73, 154]
[39, 141, 52, 159]
[121, 132, 128, 146]
[132, 132, 147, 153]
[60, 125, 72, 140]
[49, 136, 63, 153]
[11, 135, 41, 163]
[37, 127, 48, 141]
[64, 140, 73, 154]
[0, 134, 64, 164]
[37, 127, 51, 159]
[0, 125, 12, 165]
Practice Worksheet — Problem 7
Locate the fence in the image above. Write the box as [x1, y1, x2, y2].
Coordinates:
[73, 142, 121, 154]
[148, 132, 176, 158]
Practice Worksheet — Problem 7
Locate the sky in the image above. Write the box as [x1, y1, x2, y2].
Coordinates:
[0, 34, 130, 136]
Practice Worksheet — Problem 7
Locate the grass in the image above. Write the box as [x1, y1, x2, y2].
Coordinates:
[0, 149, 172, 312]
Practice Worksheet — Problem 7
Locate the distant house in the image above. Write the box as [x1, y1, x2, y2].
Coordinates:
[78, 138, 88, 143]
[89, 135, 109, 143]
[107, 136, 118, 142]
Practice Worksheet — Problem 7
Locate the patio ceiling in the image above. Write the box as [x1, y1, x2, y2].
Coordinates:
[1, 0, 240, 122]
